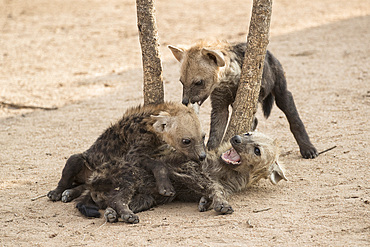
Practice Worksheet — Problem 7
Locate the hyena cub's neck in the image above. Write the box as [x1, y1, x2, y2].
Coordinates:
[217, 42, 244, 86]
[218, 59, 241, 87]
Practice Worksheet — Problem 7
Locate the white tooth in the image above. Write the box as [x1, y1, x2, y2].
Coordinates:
[197, 101, 201, 105]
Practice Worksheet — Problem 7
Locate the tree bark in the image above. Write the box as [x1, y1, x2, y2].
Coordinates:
[136, 0, 164, 105]
[223, 0, 272, 141]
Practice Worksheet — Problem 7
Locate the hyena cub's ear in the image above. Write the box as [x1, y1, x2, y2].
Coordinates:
[269, 160, 288, 185]
[201, 48, 226, 67]
[151, 111, 175, 133]
[168, 45, 185, 62]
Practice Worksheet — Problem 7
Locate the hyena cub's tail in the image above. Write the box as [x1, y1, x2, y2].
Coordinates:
[75, 190, 101, 218]
[262, 93, 274, 119]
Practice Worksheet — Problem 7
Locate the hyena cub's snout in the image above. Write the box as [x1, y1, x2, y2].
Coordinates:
[162, 104, 207, 162]
[231, 132, 264, 157]
[182, 139, 207, 162]
[182, 91, 205, 106]
[196, 147, 207, 161]
[230, 135, 242, 145]
[182, 97, 190, 106]
[199, 151, 206, 161]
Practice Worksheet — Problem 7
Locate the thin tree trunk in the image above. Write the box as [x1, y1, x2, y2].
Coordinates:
[136, 0, 164, 105]
[223, 0, 272, 141]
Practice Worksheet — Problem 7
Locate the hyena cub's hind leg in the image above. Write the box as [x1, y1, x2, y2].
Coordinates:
[48, 153, 90, 202]
[273, 76, 318, 159]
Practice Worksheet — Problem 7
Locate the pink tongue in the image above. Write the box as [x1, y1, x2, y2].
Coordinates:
[225, 148, 240, 162]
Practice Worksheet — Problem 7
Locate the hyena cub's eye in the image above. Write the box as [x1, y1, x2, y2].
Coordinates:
[194, 80, 204, 86]
[182, 139, 191, 145]
[254, 146, 261, 156]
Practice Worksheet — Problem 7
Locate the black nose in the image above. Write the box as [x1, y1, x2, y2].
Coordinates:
[231, 135, 242, 145]
[182, 98, 189, 106]
[199, 152, 206, 161]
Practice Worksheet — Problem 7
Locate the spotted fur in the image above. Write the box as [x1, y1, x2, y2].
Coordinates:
[75, 131, 286, 224]
[47, 102, 206, 204]
[168, 40, 318, 159]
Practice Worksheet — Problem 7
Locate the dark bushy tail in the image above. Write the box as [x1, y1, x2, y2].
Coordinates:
[262, 93, 274, 119]
[75, 190, 101, 218]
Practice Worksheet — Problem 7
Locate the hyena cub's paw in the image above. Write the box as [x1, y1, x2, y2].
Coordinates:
[198, 196, 212, 212]
[61, 189, 76, 203]
[300, 145, 319, 159]
[213, 201, 234, 215]
[157, 182, 176, 197]
[121, 213, 140, 224]
[104, 207, 118, 223]
[47, 190, 62, 201]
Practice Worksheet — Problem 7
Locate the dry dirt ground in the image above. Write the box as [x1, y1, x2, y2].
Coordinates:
[0, 0, 369, 246]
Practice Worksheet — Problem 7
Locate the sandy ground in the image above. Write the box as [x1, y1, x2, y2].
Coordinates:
[0, 0, 369, 246]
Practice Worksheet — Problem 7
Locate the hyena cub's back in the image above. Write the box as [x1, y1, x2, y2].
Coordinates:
[47, 102, 206, 203]
[169, 40, 318, 159]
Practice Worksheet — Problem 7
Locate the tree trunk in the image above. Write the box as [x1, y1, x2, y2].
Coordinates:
[223, 0, 272, 141]
[136, 0, 164, 105]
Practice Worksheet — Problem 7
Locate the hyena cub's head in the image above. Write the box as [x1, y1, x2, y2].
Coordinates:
[168, 41, 229, 106]
[220, 131, 287, 185]
[151, 104, 206, 162]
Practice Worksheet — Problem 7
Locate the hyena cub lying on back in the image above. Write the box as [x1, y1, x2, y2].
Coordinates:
[168, 40, 318, 159]
[47, 102, 206, 203]
[76, 131, 287, 224]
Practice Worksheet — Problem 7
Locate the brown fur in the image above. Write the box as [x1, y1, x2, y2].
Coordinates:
[168, 40, 318, 159]
[76, 131, 286, 224]
[47, 102, 206, 203]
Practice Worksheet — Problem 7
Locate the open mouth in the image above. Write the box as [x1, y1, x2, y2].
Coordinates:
[221, 148, 241, 166]
[192, 97, 208, 106]
[196, 99, 205, 106]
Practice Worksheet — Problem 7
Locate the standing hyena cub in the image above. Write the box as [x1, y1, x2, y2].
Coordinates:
[47, 102, 206, 203]
[168, 40, 318, 159]
[76, 131, 286, 224]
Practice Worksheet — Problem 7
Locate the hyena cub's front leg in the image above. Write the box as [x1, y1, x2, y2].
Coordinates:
[104, 207, 118, 223]
[197, 194, 233, 214]
[127, 146, 175, 197]
[207, 100, 230, 150]
[115, 205, 139, 224]
[174, 163, 234, 215]
[207, 183, 233, 214]
[151, 161, 175, 197]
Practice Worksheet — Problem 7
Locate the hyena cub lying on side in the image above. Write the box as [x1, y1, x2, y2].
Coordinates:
[76, 131, 287, 224]
[168, 40, 318, 159]
[47, 102, 206, 203]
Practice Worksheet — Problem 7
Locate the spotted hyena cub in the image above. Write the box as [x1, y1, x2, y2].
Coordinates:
[47, 102, 206, 203]
[76, 131, 286, 224]
[168, 40, 318, 159]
